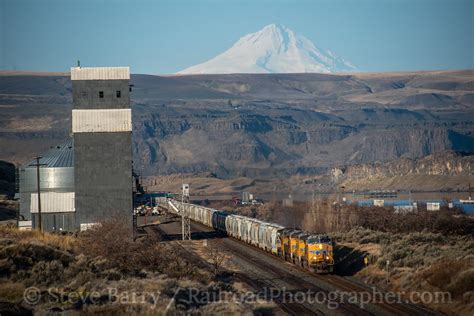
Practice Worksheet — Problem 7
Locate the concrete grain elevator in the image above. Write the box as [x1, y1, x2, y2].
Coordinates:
[71, 67, 133, 230]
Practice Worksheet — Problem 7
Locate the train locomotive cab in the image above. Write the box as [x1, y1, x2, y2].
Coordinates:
[306, 234, 334, 273]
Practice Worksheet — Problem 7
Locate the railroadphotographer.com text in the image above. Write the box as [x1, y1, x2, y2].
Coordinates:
[184, 286, 451, 309]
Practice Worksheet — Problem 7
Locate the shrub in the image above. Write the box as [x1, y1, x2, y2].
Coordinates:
[77, 216, 162, 274]
[404, 256, 424, 268]
[405, 232, 445, 244]
[76, 216, 206, 280]
[30, 260, 64, 285]
[359, 230, 389, 244]
[0, 282, 25, 302]
[446, 268, 474, 298]
[0, 226, 76, 251]
[421, 260, 469, 293]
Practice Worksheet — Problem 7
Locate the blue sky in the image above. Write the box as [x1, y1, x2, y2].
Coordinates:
[1, 0, 472, 74]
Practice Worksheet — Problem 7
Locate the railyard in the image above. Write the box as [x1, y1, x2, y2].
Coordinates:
[137, 212, 437, 316]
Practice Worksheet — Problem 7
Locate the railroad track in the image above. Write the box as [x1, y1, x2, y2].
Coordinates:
[224, 230, 436, 316]
[316, 274, 437, 316]
[235, 272, 323, 316]
[144, 215, 437, 315]
[145, 217, 329, 315]
[224, 236, 372, 316]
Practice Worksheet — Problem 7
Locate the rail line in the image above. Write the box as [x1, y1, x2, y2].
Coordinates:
[146, 216, 340, 315]
[316, 274, 437, 316]
[223, 235, 372, 316]
[197, 218, 436, 315]
[144, 215, 437, 315]
[224, 226, 435, 316]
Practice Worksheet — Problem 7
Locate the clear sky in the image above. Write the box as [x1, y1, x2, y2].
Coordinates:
[1, 0, 472, 74]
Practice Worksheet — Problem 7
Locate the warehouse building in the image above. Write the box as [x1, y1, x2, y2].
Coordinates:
[19, 66, 133, 232]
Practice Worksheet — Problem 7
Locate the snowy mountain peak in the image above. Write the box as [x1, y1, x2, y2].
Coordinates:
[176, 24, 357, 74]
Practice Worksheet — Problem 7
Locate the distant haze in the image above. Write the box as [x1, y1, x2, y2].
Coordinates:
[177, 24, 357, 74]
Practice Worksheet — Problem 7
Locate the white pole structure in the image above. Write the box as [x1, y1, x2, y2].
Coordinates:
[181, 183, 191, 240]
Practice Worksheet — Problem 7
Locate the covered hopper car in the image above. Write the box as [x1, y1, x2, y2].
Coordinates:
[168, 200, 334, 273]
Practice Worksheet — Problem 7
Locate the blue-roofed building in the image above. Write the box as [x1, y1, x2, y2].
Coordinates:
[354, 198, 474, 215]
[19, 139, 75, 231]
[454, 200, 474, 214]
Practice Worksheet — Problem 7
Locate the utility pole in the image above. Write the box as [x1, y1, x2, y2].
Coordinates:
[32, 157, 46, 233]
[181, 183, 191, 240]
[15, 165, 20, 228]
[469, 182, 472, 201]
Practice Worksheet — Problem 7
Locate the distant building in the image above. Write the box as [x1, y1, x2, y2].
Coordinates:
[426, 202, 441, 211]
[394, 205, 417, 214]
[373, 199, 384, 207]
[19, 67, 133, 232]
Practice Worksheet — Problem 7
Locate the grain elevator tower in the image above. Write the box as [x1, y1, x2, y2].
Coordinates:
[71, 67, 132, 230]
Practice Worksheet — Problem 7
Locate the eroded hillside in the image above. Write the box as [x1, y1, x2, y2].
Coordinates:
[0, 71, 473, 179]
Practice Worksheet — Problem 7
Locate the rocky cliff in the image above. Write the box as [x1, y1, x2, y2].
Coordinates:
[333, 151, 473, 179]
[1, 71, 473, 179]
[332, 152, 474, 191]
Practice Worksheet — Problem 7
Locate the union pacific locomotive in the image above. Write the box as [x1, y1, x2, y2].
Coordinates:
[168, 200, 334, 273]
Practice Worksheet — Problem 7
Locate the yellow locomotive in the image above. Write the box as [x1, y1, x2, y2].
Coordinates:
[278, 229, 334, 273]
[168, 200, 335, 274]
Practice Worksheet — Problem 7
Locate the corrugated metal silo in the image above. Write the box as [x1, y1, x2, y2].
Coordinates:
[19, 140, 75, 231]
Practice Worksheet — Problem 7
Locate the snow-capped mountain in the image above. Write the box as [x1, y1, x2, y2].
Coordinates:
[176, 24, 357, 74]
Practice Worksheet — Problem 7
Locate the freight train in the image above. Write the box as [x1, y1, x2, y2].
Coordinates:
[168, 200, 334, 273]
